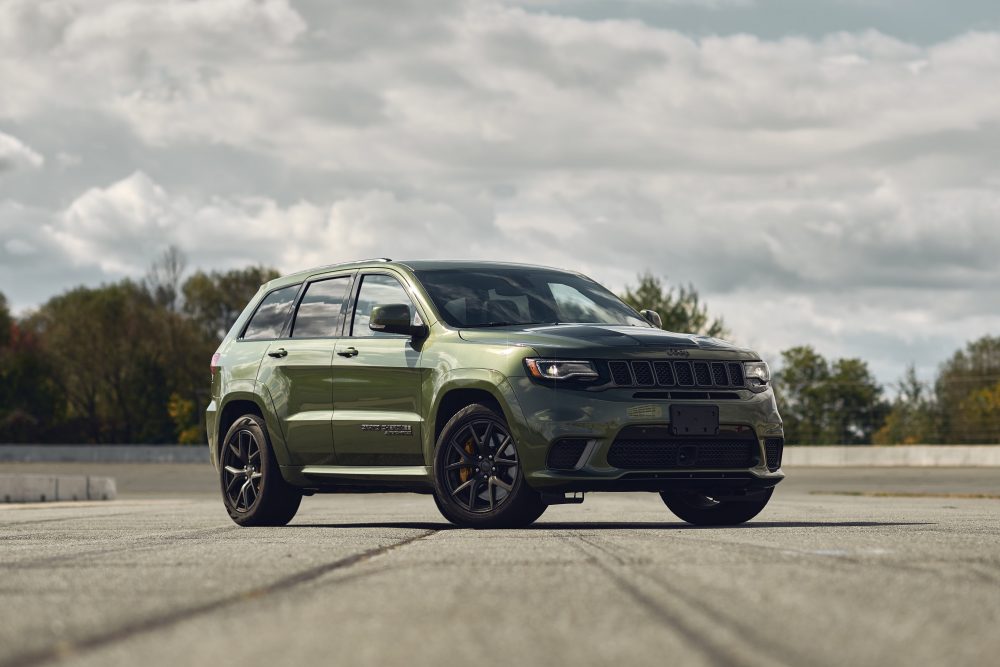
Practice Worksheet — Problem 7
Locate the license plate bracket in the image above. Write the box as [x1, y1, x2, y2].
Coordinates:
[669, 405, 720, 436]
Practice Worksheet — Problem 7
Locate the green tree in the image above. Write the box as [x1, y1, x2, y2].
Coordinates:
[873, 365, 937, 444]
[28, 282, 176, 443]
[0, 293, 65, 442]
[620, 273, 727, 337]
[183, 266, 279, 341]
[935, 336, 1000, 443]
[773, 346, 887, 444]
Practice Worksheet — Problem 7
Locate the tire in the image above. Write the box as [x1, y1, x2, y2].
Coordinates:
[219, 413, 301, 527]
[432, 403, 546, 529]
[661, 488, 773, 526]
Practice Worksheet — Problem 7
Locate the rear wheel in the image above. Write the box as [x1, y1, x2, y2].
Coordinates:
[220, 414, 301, 526]
[661, 488, 773, 526]
[432, 404, 546, 528]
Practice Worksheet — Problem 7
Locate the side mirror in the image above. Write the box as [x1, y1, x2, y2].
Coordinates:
[370, 304, 428, 338]
[640, 309, 662, 329]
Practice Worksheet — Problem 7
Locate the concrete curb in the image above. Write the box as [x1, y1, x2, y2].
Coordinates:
[783, 445, 1000, 467]
[0, 445, 209, 464]
[0, 474, 117, 503]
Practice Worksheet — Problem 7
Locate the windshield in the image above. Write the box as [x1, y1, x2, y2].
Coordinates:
[414, 268, 651, 328]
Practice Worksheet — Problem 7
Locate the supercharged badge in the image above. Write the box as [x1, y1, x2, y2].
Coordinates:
[360, 424, 413, 437]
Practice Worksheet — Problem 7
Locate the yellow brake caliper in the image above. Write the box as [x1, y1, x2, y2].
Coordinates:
[459, 438, 475, 483]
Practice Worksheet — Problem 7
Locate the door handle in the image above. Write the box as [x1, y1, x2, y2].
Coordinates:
[267, 347, 288, 358]
[337, 346, 359, 358]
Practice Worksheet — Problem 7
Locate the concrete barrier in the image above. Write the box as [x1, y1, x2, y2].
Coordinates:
[0, 444, 209, 464]
[783, 445, 1000, 467]
[0, 474, 117, 503]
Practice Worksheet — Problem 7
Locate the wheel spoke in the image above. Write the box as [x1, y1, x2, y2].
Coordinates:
[451, 478, 473, 497]
[446, 461, 472, 471]
[467, 477, 479, 510]
[449, 438, 474, 463]
[249, 447, 260, 461]
[228, 440, 240, 460]
[494, 457, 517, 466]
[250, 471, 263, 480]
[492, 477, 513, 492]
[488, 478, 496, 510]
[224, 465, 245, 476]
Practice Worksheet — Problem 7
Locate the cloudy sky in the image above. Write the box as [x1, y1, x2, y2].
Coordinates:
[2, 0, 999, 385]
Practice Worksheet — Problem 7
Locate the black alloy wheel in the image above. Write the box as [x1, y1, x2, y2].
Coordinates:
[432, 404, 546, 528]
[222, 427, 264, 513]
[219, 413, 301, 526]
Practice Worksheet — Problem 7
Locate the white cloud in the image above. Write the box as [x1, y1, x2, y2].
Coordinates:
[1, 0, 999, 383]
[0, 131, 44, 171]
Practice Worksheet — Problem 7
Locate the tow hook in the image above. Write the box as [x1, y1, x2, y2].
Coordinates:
[540, 491, 585, 506]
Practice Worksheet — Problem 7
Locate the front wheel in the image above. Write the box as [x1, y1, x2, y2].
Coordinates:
[220, 413, 301, 526]
[661, 488, 773, 526]
[432, 404, 546, 529]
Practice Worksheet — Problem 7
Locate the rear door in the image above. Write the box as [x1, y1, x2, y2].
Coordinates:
[258, 273, 354, 466]
[331, 271, 426, 466]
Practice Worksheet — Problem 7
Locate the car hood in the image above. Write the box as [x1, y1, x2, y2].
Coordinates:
[457, 324, 757, 358]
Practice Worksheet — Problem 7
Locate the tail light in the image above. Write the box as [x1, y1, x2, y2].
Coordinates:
[210, 352, 221, 377]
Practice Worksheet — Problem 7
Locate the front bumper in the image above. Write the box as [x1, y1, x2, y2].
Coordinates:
[503, 377, 785, 492]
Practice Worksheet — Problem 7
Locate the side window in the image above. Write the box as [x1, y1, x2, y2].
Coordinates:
[243, 285, 299, 340]
[291, 276, 351, 338]
[351, 274, 420, 337]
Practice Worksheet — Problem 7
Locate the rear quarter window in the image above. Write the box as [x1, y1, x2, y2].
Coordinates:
[242, 284, 299, 340]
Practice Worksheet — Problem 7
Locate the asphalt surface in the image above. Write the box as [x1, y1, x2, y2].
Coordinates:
[1, 466, 998, 667]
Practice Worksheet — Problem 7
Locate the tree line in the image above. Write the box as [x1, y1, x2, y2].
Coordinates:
[0, 264, 996, 444]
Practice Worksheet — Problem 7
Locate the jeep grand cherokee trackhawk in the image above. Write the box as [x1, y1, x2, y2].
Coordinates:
[206, 259, 784, 528]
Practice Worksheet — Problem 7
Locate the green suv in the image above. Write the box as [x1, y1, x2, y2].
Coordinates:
[207, 259, 784, 528]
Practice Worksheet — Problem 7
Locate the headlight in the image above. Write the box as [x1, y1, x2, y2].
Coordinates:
[524, 358, 599, 382]
[743, 361, 770, 392]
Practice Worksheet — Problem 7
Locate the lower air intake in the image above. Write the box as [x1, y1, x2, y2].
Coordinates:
[547, 439, 590, 470]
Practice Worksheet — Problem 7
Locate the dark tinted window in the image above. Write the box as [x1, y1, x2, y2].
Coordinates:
[415, 268, 649, 328]
[242, 284, 299, 340]
[351, 274, 419, 337]
[291, 277, 351, 338]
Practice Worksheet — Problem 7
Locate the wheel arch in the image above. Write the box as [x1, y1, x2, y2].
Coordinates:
[426, 372, 528, 464]
[216, 390, 291, 466]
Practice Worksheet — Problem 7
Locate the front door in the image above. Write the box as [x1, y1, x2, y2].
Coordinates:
[331, 272, 425, 466]
[257, 274, 354, 466]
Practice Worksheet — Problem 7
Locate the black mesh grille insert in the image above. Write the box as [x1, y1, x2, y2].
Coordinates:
[693, 362, 712, 386]
[547, 439, 590, 470]
[632, 361, 655, 386]
[606, 359, 750, 391]
[608, 361, 632, 386]
[764, 437, 784, 472]
[675, 362, 695, 386]
[608, 438, 758, 470]
[653, 361, 675, 386]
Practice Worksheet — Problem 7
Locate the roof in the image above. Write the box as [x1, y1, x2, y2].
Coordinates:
[264, 258, 579, 290]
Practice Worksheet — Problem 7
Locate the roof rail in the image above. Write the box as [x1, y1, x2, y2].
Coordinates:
[356, 257, 392, 263]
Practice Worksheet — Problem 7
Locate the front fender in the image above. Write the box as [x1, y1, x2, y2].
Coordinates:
[216, 386, 292, 467]
[424, 369, 530, 465]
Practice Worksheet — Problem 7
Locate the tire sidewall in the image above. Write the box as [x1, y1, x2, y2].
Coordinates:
[432, 404, 542, 528]
[220, 413, 286, 526]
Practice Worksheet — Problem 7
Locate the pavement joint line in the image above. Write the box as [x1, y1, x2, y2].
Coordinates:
[0, 528, 439, 667]
[575, 534, 804, 667]
[0, 525, 243, 571]
[569, 535, 762, 667]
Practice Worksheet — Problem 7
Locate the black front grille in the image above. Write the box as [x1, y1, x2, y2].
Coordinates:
[547, 439, 590, 470]
[764, 437, 783, 471]
[608, 359, 747, 389]
[608, 361, 632, 386]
